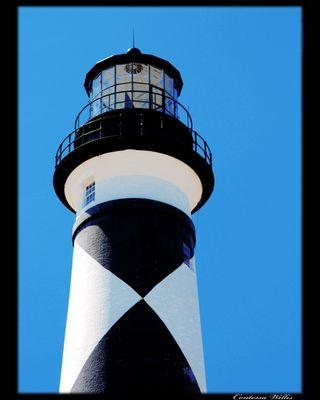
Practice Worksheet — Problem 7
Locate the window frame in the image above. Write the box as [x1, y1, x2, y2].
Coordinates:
[84, 181, 95, 206]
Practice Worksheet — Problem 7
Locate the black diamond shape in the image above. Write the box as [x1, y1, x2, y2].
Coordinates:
[71, 299, 200, 394]
[75, 204, 194, 297]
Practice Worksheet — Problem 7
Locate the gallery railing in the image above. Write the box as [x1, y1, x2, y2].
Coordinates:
[55, 87, 212, 168]
[74, 84, 193, 131]
[55, 124, 212, 170]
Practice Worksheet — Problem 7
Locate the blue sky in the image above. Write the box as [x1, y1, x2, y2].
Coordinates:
[18, 6, 301, 393]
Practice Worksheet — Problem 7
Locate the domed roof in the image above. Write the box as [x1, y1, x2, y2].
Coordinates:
[126, 47, 142, 56]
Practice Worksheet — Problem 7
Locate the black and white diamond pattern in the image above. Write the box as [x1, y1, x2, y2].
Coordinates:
[60, 203, 205, 394]
[59, 241, 142, 392]
[74, 213, 192, 297]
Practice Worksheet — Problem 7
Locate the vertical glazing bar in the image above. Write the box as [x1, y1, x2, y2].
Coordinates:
[100, 91, 102, 115]
[162, 88, 165, 114]
[131, 63, 133, 109]
[115, 66, 117, 110]
[99, 73, 101, 116]
[148, 64, 151, 110]
[162, 70, 164, 113]
[100, 71, 102, 98]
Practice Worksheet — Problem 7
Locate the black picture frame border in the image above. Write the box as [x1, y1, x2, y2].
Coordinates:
[9, 0, 308, 399]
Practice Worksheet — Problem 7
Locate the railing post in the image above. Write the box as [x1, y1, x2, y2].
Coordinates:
[57, 84, 210, 170]
[68, 134, 71, 155]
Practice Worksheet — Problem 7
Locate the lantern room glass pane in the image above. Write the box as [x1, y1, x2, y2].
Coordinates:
[131, 63, 149, 84]
[133, 82, 149, 109]
[151, 87, 163, 112]
[116, 92, 134, 109]
[101, 87, 115, 112]
[165, 97, 174, 116]
[116, 64, 132, 86]
[133, 82, 149, 92]
[173, 85, 179, 117]
[90, 98, 101, 118]
[102, 67, 115, 90]
[116, 65, 132, 108]
[173, 85, 178, 99]
[150, 66, 163, 89]
[115, 82, 132, 109]
[133, 92, 149, 109]
[164, 74, 173, 97]
[92, 73, 101, 99]
[115, 92, 124, 109]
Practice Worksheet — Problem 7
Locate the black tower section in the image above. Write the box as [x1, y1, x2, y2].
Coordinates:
[71, 199, 199, 394]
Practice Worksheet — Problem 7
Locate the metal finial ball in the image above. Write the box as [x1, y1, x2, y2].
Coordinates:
[126, 47, 142, 55]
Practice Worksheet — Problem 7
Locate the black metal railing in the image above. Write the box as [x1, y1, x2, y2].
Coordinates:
[191, 130, 213, 166]
[55, 120, 212, 169]
[55, 88, 212, 169]
[74, 83, 193, 131]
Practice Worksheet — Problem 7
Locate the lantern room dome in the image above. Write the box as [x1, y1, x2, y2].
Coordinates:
[126, 47, 142, 55]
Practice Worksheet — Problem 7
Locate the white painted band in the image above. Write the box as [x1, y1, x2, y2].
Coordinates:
[64, 149, 203, 217]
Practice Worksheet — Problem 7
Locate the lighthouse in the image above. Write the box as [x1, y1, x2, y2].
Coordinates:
[54, 47, 214, 394]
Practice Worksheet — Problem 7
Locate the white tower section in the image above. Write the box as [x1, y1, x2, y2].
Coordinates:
[65, 150, 203, 216]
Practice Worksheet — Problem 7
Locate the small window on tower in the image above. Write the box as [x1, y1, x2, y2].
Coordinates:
[84, 182, 95, 206]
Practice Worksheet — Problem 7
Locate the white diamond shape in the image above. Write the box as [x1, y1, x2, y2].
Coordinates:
[60, 241, 142, 392]
[144, 260, 207, 392]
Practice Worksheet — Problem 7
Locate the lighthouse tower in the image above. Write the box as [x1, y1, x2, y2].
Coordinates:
[54, 47, 214, 394]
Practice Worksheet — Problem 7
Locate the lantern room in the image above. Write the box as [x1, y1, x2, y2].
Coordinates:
[83, 47, 183, 120]
[54, 47, 214, 215]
